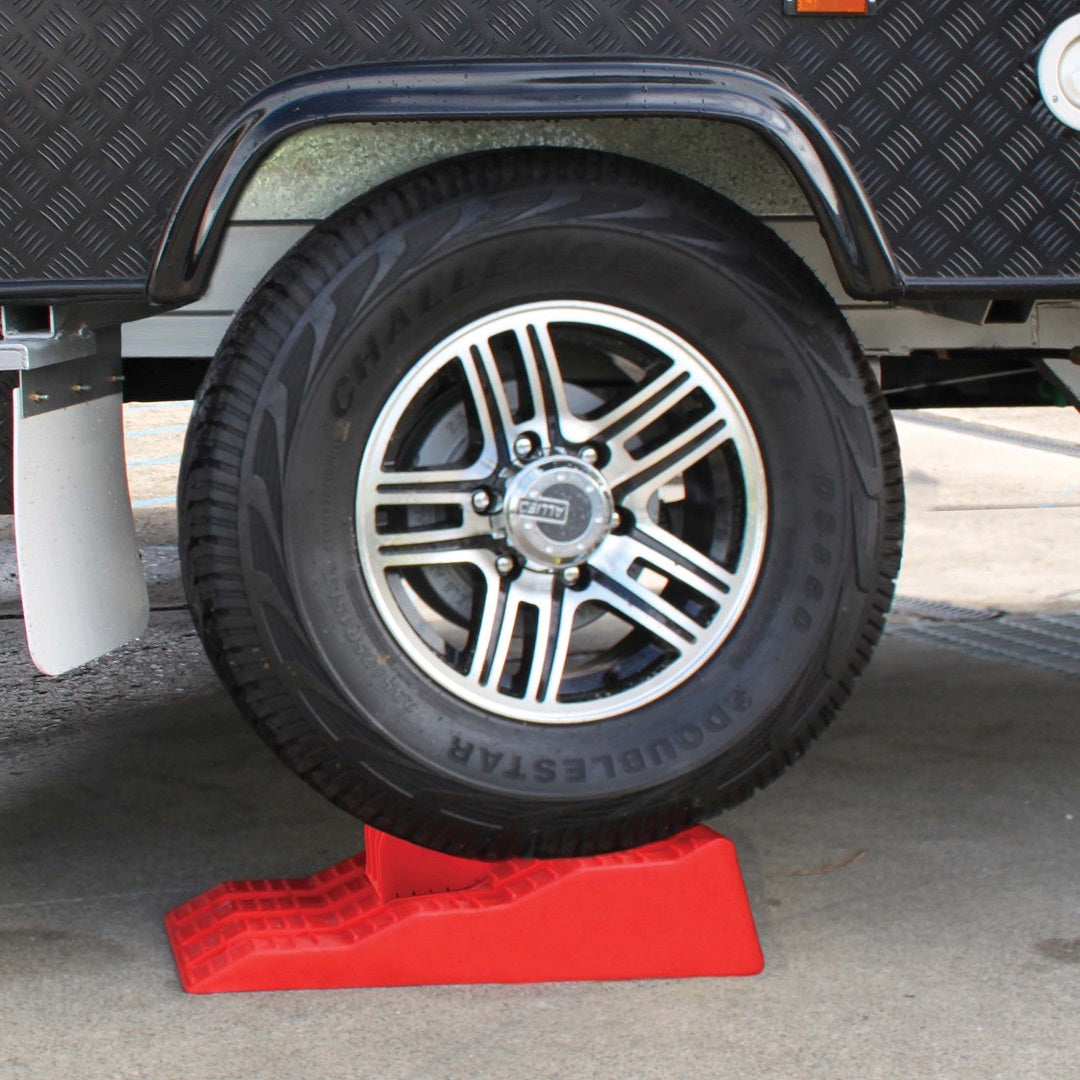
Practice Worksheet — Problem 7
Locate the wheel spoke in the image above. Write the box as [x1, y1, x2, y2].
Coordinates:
[373, 485, 476, 511]
[526, 583, 579, 703]
[463, 572, 578, 703]
[461, 317, 575, 456]
[374, 463, 491, 490]
[514, 320, 566, 447]
[376, 540, 493, 570]
[590, 366, 690, 446]
[615, 418, 733, 504]
[370, 467, 494, 557]
[376, 519, 490, 551]
[605, 529, 735, 605]
[478, 576, 521, 687]
[462, 340, 518, 463]
[464, 573, 535, 685]
[465, 566, 505, 682]
[586, 541, 703, 650]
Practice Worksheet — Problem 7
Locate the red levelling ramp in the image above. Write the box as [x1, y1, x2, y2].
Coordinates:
[164, 824, 763, 992]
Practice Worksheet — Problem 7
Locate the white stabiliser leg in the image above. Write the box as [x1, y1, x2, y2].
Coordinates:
[3, 320, 147, 674]
[1040, 356, 1080, 409]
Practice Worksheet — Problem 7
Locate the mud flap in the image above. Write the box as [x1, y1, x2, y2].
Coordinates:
[12, 336, 147, 674]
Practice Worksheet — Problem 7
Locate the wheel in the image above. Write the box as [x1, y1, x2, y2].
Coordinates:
[180, 149, 903, 858]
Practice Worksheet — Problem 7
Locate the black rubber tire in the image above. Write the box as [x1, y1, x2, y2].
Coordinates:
[179, 149, 903, 858]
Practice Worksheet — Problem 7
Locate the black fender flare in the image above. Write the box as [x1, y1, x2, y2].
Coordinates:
[148, 58, 902, 307]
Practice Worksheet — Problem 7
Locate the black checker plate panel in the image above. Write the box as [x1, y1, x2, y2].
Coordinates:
[1, 0, 1079, 287]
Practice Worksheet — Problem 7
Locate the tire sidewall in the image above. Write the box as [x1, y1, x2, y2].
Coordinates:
[258, 208, 871, 805]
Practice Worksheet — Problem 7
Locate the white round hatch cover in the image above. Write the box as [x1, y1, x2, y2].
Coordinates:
[1040, 15, 1080, 130]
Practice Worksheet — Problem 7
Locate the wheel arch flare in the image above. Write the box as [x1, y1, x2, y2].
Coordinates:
[149, 59, 901, 310]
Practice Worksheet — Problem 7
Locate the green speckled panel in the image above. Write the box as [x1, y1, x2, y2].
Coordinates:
[235, 118, 808, 222]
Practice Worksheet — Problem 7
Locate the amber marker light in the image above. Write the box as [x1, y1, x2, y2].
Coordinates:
[789, 0, 871, 13]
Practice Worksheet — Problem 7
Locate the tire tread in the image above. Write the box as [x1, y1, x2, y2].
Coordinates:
[180, 149, 904, 858]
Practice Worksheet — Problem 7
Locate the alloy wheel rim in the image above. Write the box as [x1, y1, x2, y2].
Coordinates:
[356, 300, 768, 724]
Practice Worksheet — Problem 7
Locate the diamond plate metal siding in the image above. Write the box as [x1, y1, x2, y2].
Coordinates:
[1, 0, 1078, 287]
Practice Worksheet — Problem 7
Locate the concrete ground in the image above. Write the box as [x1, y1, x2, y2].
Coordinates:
[1, 404, 1078, 1079]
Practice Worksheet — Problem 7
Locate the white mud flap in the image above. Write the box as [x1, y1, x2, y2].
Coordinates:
[8, 330, 148, 674]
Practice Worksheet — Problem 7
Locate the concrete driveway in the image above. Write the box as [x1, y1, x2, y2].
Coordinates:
[1, 405, 1077, 1079]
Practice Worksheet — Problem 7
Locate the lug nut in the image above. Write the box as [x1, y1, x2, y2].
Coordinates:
[471, 489, 493, 514]
[561, 566, 582, 586]
[579, 445, 600, 466]
[513, 433, 537, 460]
[496, 555, 516, 576]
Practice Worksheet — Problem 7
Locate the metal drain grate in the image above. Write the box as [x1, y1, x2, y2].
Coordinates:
[892, 610, 1080, 680]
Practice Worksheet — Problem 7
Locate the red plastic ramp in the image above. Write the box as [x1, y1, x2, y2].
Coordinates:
[165, 824, 763, 992]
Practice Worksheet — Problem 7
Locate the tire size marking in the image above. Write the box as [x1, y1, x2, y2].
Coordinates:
[319, 523, 423, 717]
[793, 471, 840, 635]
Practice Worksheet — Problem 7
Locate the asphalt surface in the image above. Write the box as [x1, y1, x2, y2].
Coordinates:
[1, 405, 1077, 1079]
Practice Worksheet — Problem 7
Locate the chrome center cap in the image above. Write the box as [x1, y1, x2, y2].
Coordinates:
[500, 456, 615, 569]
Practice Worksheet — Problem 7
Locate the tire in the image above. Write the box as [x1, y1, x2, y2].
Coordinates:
[179, 149, 903, 858]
